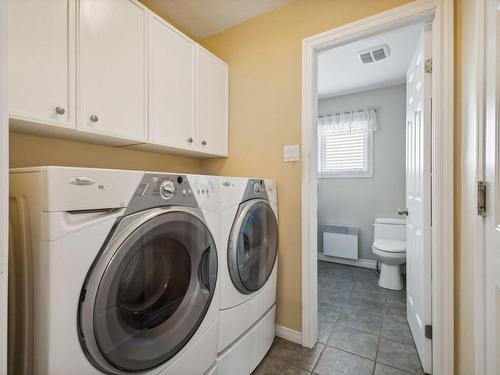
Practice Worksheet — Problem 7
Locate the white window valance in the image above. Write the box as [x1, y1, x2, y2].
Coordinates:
[318, 107, 378, 135]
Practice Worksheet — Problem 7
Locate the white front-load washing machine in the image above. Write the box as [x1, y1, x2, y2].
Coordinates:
[8, 166, 220, 375]
[216, 177, 278, 375]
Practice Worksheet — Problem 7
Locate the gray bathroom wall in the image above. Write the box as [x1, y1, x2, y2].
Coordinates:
[317, 84, 406, 261]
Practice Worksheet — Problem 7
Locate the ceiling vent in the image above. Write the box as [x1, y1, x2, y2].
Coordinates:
[357, 45, 390, 64]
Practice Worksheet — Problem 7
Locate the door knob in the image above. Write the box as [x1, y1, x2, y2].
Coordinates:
[398, 208, 409, 216]
[201, 140, 207, 146]
[55, 106, 65, 115]
[187, 137, 193, 143]
[89, 114, 99, 123]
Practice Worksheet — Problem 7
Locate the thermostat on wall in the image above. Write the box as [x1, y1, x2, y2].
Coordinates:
[284, 145, 300, 162]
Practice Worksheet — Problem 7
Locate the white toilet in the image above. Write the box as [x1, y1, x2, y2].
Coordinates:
[371, 218, 406, 290]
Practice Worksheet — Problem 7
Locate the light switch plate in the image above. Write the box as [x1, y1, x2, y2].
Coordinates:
[284, 144, 300, 162]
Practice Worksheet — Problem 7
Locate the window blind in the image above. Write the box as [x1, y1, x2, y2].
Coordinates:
[318, 130, 370, 176]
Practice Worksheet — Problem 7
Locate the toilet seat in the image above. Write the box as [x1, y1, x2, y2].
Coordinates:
[372, 239, 406, 253]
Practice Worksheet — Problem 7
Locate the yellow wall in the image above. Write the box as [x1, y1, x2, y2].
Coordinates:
[9, 133, 201, 174]
[199, 0, 412, 331]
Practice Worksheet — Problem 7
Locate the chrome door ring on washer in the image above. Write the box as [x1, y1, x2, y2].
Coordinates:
[227, 199, 278, 294]
[78, 207, 217, 374]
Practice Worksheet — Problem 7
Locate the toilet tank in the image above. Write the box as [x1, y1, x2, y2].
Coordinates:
[373, 218, 406, 241]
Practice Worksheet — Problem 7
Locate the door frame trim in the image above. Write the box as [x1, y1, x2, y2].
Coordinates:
[0, 0, 8, 372]
[473, 0, 496, 373]
[300, 1, 454, 374]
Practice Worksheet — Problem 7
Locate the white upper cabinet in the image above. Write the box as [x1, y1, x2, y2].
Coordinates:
[149, 15, 196, 150]
[78, 0, 148, 142]
[8, 0, 75, 128]
[197, 47, 229, 156]
[8, 0, 228, 156]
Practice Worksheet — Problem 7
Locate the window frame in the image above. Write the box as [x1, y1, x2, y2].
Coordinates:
[317, 128, 374, 179]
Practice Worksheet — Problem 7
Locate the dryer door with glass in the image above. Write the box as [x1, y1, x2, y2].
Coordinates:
[228, 199, 278, 294]
[79, 208, 217, 374]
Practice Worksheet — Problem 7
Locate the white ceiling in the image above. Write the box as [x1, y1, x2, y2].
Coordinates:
[317, 23, 423, 98]
[143, 0, 291, 39]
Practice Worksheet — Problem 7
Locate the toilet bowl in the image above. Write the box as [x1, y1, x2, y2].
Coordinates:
[371, 218, 406, 290]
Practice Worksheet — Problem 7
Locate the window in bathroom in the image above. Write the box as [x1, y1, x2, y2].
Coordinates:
[317, 108, 376, 178]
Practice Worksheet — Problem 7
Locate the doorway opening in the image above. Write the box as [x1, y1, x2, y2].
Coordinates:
[300, 2, 454, 375]
[316, 21, 430, 374]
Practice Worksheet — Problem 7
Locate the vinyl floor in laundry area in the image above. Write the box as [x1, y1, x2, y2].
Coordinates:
[253, 261, 425, 375]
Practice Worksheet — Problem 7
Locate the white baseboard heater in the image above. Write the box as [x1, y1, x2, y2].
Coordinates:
[323, 224, 359, 260]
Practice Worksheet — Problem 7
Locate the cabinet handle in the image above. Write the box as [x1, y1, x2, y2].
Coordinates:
[55, 107, 65, 115]
[90, 115, 99, 123]
[201, 140, 207, 146]
[187, 137, 193, 143]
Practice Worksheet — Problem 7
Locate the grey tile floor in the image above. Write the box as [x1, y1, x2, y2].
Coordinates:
[254, 261, 425, 375]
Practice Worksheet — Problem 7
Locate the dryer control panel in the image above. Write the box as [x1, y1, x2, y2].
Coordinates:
[242, 179, 269, 202]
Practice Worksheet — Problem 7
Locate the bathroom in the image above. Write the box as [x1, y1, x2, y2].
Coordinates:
[315, 23, 429, 374]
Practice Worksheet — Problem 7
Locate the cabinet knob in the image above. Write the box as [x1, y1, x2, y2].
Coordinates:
[201, 140, 207, 146]
[187, 137, 193, 143]
[90, 115, 99, 123]
[55, 107, 65, 115]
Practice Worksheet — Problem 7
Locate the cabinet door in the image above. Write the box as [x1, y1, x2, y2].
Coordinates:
[197, 47, 228, 156]
[78, 0, 148, 142]
[149, 15, 196, 149]
[8, 0, 75, 128]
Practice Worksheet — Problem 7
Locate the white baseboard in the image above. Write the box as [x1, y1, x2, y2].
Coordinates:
[275, 325, 302, 345]
[318, 253, 377, 270]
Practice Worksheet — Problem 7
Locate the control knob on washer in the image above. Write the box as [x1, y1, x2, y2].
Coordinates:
[160, 181, 175, 199]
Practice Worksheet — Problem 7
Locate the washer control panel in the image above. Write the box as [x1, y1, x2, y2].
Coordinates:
[126, 173, 200, 214]
[160, 180, 175, 200]
[149, 175, 195, 200]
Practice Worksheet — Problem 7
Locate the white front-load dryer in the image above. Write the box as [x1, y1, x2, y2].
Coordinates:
[8, 167, 220, 375]
[216, 177, 278, 375]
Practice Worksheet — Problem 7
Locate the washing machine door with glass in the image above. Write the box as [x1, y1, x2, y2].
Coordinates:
[79, 208, 217, 374]
[228, 199, 278, 294]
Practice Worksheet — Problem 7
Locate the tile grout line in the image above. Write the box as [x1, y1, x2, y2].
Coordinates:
[376, 362, 414, 375]
[322, 339, 378, 363]
[315, 344, 378, 374]
[266, 345, 318, 374]
[268, 336, 328, 374]
[310, 343, 327, 375]
[371, 292, 386, 375]
[376, 274, 405, 373]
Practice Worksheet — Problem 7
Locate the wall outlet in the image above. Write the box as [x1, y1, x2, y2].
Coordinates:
[284, 144, 300, 162]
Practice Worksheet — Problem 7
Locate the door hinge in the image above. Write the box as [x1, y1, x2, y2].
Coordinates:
[425, 58, 433, 73]
[425, 324, 432, 340]
[478, 181, 487, 217]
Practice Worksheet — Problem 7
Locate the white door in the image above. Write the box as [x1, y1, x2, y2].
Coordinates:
[197, 47, 228, 156]
[149, 14, 196, 150]
[78, 0, 148, 142]
[8, 0, 75, 128]
[483, 8, 500, 374]
[405, 24, 432, 374]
